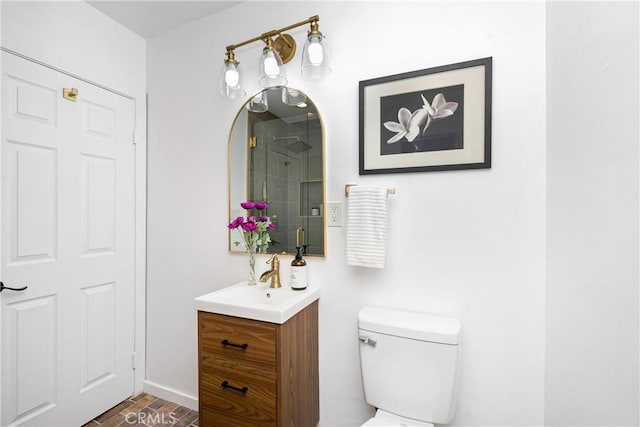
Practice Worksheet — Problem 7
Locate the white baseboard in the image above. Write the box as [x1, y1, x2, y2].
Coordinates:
[143, 380, 198, 411]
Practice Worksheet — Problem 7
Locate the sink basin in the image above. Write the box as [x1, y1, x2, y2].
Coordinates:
[194, 281, 320, 324]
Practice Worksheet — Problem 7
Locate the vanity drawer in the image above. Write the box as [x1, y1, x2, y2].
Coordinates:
[199, 311, 276, 368]
[200, 364, 276, 427]
[200, 407, 273, 427]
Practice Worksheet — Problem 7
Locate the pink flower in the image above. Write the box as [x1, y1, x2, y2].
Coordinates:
[227, 216, 244, 229]
[229, 201, 274, 253]
[241, 221, 257, 231]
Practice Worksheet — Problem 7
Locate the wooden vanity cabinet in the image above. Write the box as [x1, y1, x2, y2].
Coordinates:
[198, 301, 319, 427]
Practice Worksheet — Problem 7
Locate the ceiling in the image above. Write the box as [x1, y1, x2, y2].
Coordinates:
[87, 1, 240, 39]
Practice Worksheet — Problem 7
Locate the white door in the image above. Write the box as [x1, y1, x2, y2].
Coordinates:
[1, 52, 136, 426]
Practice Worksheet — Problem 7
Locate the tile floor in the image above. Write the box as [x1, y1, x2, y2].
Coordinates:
[83, 393, 198, 427]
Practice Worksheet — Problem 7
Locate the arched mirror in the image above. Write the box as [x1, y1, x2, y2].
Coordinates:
[228, 87, 325, 256]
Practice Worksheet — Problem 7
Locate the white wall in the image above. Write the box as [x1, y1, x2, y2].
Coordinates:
[0, 0, 148, 394]
[147, 2, 546, 425]
[545, 2, 639, 426]
[1, 1, 145, 97]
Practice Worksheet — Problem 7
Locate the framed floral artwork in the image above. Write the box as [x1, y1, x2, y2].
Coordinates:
[359, 57, 492, 174]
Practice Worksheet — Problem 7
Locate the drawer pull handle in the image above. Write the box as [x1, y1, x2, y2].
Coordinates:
[221, 381, 249, 393]
[221, 339, 248, 350]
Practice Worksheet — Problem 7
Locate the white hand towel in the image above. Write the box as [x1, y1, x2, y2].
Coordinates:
[346, 186, 389, 268]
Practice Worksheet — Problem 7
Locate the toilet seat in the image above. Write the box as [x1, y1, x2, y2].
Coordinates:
[361, 409, 435, 427]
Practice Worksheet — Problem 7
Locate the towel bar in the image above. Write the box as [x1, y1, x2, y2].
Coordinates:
[345, 184, 396, 198]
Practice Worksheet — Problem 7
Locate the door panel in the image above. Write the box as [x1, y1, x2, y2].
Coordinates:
[1, 51, 136, 427]
[81, 155, 116, 255]
[11, 75, 58, 128]
[6, 142, 58, 264]
[4, 295, 57, 422]
[80, 282, 115, 392]
[81, 100, 115, 141]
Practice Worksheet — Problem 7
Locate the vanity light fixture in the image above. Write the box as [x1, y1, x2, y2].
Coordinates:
[220, 15, 331, 98]
[281, 87, 307, 107]
[220, 50, 245, 99]
[301, 20, 331, 79]
[247, 91, 269, 112]
[258, 37, 287, 88]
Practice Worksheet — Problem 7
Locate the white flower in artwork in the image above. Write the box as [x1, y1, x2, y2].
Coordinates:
[383, 93, 459, 144]
[420, 93, 458, 135]
[383, 107, 428, 144]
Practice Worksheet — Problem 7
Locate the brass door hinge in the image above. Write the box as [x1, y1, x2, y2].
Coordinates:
[249, 136, 257, 148]
[63, 87, 78, 102]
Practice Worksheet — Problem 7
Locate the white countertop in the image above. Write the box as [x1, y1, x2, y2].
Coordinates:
[194, 281, 320, 324]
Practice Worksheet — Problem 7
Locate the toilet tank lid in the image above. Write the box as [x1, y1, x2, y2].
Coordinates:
[358, 307, 461, 345]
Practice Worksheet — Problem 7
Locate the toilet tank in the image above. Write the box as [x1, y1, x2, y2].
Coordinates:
[358, 307, 461, 424]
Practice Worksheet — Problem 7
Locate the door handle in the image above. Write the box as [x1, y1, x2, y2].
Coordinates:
[0, 282, 28, 293]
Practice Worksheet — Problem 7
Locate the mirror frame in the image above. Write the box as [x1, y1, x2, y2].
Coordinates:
[227, 87, 327, 257]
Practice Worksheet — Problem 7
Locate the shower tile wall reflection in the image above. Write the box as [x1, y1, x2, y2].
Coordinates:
[248, 108, 323, 255]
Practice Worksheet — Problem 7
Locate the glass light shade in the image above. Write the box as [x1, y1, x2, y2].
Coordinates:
[246, 91, 269, 113]
[301, 34, 331, 79]
[220, 61, 245, 99]
[258, 48, 287, 88]
[281, 87, 307, 107]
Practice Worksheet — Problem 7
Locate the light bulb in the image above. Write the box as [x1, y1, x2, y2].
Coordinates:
[263, 53, 280, 76]
[224, 68, 239, 87]
[307, 40, 324, 65]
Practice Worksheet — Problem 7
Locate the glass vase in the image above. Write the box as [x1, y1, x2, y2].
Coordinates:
[247, 249, 257, 285]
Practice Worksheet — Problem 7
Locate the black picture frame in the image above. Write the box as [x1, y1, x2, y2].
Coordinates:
[359, 57, 492, 175]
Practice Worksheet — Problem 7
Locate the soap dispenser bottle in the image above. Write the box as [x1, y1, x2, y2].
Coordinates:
[291, 227, 308, 290]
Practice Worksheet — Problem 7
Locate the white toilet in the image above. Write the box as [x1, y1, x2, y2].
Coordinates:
[358, 306, 461, 427]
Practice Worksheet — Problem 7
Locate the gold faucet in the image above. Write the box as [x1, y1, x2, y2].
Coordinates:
[259, 254, 281, 288]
